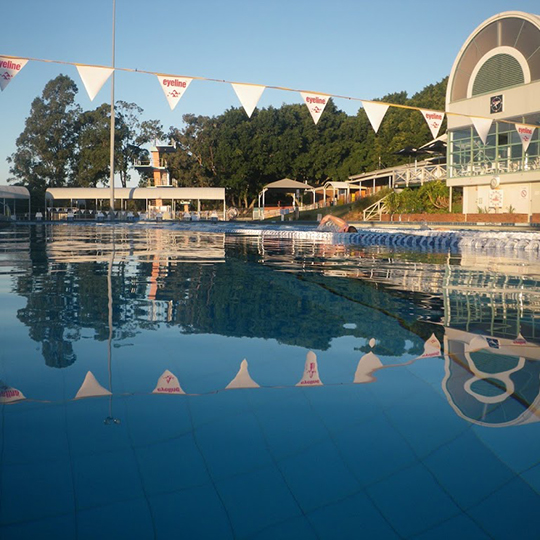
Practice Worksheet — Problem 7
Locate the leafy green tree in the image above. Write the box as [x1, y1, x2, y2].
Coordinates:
[115, 101, 165, 188]
[75, 104, 111, 187]
[8, 74, 81, 204]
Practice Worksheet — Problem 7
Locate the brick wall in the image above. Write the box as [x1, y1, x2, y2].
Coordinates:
[380, 213, 531, 224]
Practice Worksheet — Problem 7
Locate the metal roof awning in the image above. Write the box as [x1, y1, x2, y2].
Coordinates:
[261, 178, 314, 191]
[45, 187, 226, 201]
[0, 186, 31, 199]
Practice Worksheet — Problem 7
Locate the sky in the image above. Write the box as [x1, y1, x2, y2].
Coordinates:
[1, 0, 539, 186]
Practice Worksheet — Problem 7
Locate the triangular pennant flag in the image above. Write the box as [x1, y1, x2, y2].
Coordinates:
[361, 101, 389, 134]
[226, 359, 260, 389]
[76, 65, 114, 101]
[471, 117, 493, 145]
[354, 352, 383, 383]
[421, 109, 445, 139]
[416, 333, 441, 359]
[153, 369, 185, 394]
[74, 371, 111, 399]
[0, 380, 26, 403]
[232, 83, 265, 118]
[296, 351, 323, 386]
[157, 76, 192, 110]
[300, 92, 330, 125]
[0, 57, 28, 92]
[516, 124, 536, 153]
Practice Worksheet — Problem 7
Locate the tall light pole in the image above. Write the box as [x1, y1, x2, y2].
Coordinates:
[109, 0, 116, 218]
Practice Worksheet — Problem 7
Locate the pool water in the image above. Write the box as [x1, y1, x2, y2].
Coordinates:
[1, 223, 540, 539]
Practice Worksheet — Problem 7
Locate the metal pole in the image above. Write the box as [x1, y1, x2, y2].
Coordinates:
[109, 0, 116, 219]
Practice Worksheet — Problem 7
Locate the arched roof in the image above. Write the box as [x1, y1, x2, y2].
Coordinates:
[0, 186, 30, 199]
[447, 11, 540, 105]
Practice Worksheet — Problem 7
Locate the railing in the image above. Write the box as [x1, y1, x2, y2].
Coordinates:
[448, 156, 540, 178]
[363, 194, 390, 221]
[394, 164, 446, 187]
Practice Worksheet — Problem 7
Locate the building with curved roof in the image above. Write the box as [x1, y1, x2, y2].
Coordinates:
[446, 11, 540, 215]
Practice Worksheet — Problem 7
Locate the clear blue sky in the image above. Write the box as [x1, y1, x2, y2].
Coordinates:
[1, 0, 539, 185]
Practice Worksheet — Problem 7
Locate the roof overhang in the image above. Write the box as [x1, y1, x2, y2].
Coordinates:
[45, 187, 226, 201]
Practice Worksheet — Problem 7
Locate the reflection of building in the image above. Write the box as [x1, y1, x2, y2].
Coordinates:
[443, 327, 540, 427]
[446, 11, 540, 215]
[442, 259, 540, 344]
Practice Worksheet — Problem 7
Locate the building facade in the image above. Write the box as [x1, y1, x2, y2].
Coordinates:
[446, 11, 540, 215]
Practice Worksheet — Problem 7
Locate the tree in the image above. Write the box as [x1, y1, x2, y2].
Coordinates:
[8, 74, 81, 204]
[75, 104, 111, 187]
[115, 101, 165, 188]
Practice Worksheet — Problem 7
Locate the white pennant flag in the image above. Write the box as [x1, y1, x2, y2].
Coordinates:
[471, 117, 493, 144]
[157, 76, 192, 110]
[226, 359, 260, 389]
[421, 109, 445, 139]
[300, 92, 330, 125]
[516, 124, 536, 152]
[0, 57, 28, 92]
[232, 83, 265, 118]
[361, 101, 389, 134]
[76, 65, 114, 101]
[74, 371, 111, 399]
[354, 352, 383, 384]
[153, 369, 185, 394]
[0, 380, 26, 403]
[296, 351, 323, 386]
[416, 333, 441, 359]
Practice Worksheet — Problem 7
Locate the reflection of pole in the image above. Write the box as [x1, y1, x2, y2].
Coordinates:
[109, 0, 116, 219]
[105, 230, 120, 425]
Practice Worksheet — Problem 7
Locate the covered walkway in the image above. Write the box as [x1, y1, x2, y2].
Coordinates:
[45, 187, 226, 220]
[0, 186, 31, 220]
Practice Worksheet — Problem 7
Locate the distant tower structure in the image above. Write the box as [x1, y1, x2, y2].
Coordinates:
[135, 143, 177, 216]
[135, 143, 176, 187]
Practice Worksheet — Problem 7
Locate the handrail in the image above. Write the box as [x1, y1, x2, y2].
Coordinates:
[363, 194, 390, 221]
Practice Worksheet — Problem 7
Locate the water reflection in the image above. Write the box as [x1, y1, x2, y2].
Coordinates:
[4, 224, 540, 417]
[2, 224, 540, 539]
[443, 328, 540, 428]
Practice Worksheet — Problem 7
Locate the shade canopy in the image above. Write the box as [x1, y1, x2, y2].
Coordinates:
[0, 186, 30, 199]
[45, 187, 225, 202]
[262, 178, 314, 191]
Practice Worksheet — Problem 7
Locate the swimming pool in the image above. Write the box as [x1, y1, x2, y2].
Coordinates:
[1, 223, 539, 539]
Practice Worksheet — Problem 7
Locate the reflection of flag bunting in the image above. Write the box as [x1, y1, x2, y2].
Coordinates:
[226, 359, 260, 389]
[354, 352, 382, 383]
[153, 369, 185, 394]
[74, 371, 111, 399]
[297, 351, 323, 386]
[416, 333, 441, 359]
[0, 380, 26, 403]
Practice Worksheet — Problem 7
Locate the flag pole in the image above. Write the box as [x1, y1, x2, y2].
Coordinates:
[109, 0, 116, 219]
